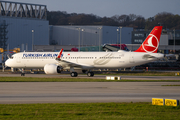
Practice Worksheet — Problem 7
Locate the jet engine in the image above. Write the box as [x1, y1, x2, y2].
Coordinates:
[44, 64, 62, 74]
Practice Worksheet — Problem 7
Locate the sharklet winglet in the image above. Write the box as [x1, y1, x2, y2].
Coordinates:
[56, 49, 63, 61]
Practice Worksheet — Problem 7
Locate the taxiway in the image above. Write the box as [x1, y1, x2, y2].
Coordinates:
[0, 73, 180, 104]
[0, 82, 180, 104]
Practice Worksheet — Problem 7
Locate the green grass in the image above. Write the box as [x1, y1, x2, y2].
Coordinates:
[0, 77, 180, 82]
[2, 71, 180, 76]
[0, 103, 179, 120]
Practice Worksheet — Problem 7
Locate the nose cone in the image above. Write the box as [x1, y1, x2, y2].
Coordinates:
[5, 59, 12, 67]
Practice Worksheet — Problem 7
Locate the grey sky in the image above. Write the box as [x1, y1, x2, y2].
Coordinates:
[3, 0, 180, 18]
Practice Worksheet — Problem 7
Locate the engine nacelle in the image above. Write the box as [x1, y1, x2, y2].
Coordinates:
[44, 64, 62, 74]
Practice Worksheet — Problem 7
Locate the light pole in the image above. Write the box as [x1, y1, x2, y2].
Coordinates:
[76, 27, 81, 51]
[79, 28, 80, 51]
[119, 27, 122, 50]
[174, 29, 175, 54]
[97, 27, 102, 52]
[81, 29, 84, 47]
[32, 30, 34, 51]
[117, 28, 119, 51]
[95, 31, 97, 46]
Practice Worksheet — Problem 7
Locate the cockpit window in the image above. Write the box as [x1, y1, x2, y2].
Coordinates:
[7, 54, 13, 59]
[9, 55, 14, 59]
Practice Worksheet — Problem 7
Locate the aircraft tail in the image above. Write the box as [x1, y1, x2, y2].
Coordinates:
[134, 26, 163, 53]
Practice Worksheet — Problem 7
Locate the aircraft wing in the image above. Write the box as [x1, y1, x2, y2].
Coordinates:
[57, 59, 94, 69]
[142, 54, 156, 59]
[55, 49, 94, 69]
[143, 54, 175, 61]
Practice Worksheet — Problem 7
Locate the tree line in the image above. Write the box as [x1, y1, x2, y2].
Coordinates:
[47, 11, 180, 30]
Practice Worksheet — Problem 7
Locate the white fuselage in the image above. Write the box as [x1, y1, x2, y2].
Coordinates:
[5, 51, 164, 70]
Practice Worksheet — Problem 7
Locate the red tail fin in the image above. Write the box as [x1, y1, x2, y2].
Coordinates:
[134, 26, 163, 53]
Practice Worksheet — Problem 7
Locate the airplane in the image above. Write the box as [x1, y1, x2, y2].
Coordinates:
[5, 26, 164, 77]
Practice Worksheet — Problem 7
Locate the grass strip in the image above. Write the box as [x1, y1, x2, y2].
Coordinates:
[2, 71, 180, 76]
[0, 102, 180, 120]
[0, 77, 180, 82]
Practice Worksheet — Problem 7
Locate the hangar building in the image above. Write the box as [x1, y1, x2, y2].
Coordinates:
[49, 25, 133, 46]
[0, 1, 49, 51]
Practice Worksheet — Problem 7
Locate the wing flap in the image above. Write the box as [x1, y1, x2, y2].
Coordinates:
[58, 60, 94, 69]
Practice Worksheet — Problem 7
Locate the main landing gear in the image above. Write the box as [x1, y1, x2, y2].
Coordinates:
[71, 72, 78, 77]
[70, 71, 94, 77]
[87, 72, 94, 77]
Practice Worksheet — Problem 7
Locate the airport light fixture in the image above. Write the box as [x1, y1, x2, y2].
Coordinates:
[174, 29, 175, 54]
[76, 27, 81, 51]
[78, 28, 81, 51]
[81, 29, 84, 47]
[119, 27, 122, 50]
[32, 30, 34, 51]
[117, 28, 119, 51]
[97, 27, 102, 52]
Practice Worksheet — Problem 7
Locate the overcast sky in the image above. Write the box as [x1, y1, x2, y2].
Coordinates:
[3, 0, 180, 18]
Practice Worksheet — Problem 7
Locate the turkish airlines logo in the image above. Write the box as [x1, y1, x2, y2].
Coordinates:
[142, 34, 159, 53]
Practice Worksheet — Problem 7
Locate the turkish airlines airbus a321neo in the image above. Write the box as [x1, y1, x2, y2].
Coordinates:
[5, 26, 164, 77]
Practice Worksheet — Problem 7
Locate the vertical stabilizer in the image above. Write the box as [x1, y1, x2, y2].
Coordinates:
[134, 26, 163, 53]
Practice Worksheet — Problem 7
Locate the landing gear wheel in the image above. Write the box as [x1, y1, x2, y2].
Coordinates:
[87, 72, 94, 77]
[71, 72, 78, 77]
[21, 73, 25, 76]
